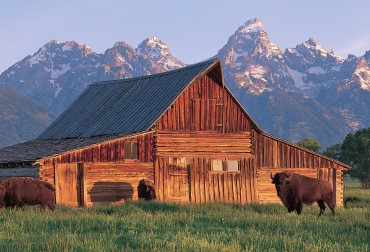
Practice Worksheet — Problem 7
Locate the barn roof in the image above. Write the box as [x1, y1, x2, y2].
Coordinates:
[0, 134, 121, 164]
[38, 59, 219, 140]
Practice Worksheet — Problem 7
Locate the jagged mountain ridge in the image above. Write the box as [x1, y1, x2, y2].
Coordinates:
[0, 37, 185, 114]
[216, 18, 370, 147]
[0, 18, 369, 149]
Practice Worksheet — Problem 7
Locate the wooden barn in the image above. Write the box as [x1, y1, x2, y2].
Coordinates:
[0, 58, 349, 207]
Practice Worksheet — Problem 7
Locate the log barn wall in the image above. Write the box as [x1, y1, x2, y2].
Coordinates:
[39, 133, 155, 206]
[154, 131, 258, 204]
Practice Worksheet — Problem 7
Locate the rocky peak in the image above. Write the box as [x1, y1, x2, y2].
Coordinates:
[224, 18, 282, 60]
[102, 42, 136, 68]
[283, 38, 345, 95]
[217, 18, 290, 95]
[238, 18, 264, 34]
[364, 50, 370, 63]
[350, 56, 370, 91]
[136, 36, 185, 71]
[137, 36, 171, 61]
[290, 38, 344, 64]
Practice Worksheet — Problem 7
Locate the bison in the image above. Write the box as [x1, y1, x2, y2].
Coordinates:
[138, 179, 156, 200]
[271, 172, 335, 216]
[0, 177, 56, 211]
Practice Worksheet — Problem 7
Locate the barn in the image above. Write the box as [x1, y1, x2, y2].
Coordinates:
[0, 58, 349, 207]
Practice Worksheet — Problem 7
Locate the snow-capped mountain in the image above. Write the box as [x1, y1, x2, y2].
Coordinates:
[214, 18, 370, 147]
[0, 40, 101, 113]
[1, 18, 369, 148]
[283, 38, 345, 97]
[218, 18, 293, 95]
[137, 36, 185, 72]
[0, 37, 184, 114]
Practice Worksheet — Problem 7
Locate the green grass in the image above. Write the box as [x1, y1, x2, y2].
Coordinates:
[0, 189, 368, 251]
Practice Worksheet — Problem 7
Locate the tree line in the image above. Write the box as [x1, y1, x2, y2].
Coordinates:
[297, 127, 370, 189]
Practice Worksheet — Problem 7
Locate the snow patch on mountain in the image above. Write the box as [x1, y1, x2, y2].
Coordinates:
[28, 46, 47, 66]
[62, 44, 73, 51]
[287, 67, 312, 90]
[308, 66, 325, 74]
[50, 63, 71, 79]
[239, 18, 263, 34]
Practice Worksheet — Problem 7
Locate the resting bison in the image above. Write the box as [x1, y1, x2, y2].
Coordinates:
[271, 172, 335, 216]
[0, 177, 56, 211]
[138, 179, 156, 200]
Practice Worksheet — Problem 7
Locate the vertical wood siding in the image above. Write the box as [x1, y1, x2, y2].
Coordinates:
[156, 72, 254, 132]
[155, 157, 258, 204]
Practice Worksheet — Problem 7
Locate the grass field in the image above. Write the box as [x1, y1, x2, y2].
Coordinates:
[0, 188, 368, 251]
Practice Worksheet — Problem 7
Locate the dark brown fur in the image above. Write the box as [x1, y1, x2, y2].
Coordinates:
[138, 179, 156, 200]
[271, 172, 335, 216]
[0, 177, 56, 211]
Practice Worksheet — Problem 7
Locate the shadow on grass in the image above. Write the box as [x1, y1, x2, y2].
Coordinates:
[131, 200, 183, 213]
[344, 196, 370, 208]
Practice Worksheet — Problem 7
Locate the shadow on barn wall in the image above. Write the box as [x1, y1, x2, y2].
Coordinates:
[89, 182, 133, 205]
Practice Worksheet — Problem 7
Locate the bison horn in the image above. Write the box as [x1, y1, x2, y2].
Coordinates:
[270, 173, 274, 180]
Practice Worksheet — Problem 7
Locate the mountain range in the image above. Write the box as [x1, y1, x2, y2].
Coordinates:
[1, 18, 369, 149]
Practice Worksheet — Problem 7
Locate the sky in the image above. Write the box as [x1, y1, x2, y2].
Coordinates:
[1, 0, 370, 73]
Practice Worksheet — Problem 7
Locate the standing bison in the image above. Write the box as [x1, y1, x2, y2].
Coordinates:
[138, 179, 156, 200]
[0, 177, 56, 211]
[271, 172, 335, 216]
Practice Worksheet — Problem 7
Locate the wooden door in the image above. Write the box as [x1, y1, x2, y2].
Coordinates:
[55, 163, 83, 207]
[167, 164, 190, 203]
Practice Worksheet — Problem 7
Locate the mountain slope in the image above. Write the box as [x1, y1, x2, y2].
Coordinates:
[0, 87, 55, 148]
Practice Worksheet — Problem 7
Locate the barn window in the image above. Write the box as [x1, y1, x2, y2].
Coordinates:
[212, 160, 223, 171]
[212, 159, 239, 172]
[227, 160, 239, 171]
[124, 141, 138, 160]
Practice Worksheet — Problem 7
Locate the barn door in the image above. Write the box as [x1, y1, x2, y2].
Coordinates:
[55, 163, 84, 207]
[167, 164, 190, 203]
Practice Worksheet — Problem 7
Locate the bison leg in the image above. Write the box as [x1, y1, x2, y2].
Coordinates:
[318, 200, 326, 216]
[327, 201, 336, 216]
[295, 201, 303, 215]
[40, 203, 47, 211]
[325, 193, 336, 216]
[287, 205, 295, 213]
[47, 202, 56, 211]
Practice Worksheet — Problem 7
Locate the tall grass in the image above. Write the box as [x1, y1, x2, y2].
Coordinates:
[0, 188, 368, 251]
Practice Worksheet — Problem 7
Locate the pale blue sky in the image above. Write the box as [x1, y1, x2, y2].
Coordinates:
[1, 0, 369, 73]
